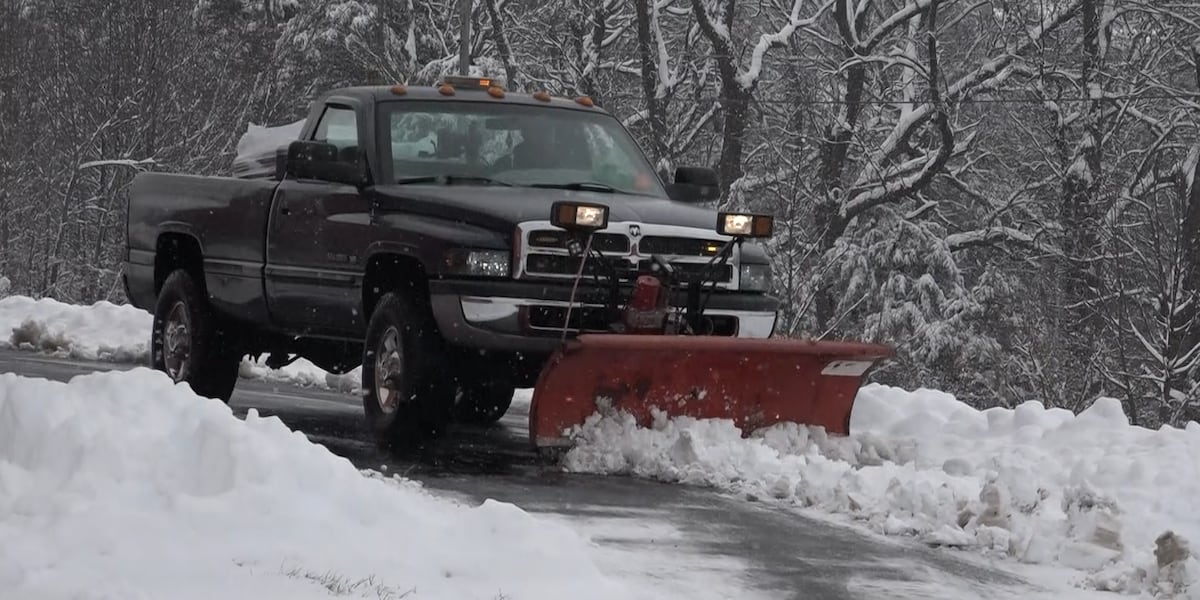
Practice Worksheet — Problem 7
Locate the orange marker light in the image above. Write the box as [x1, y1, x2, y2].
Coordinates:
[487, 86, 505, 98]
[575, 96, 594, 107]
[390, 84, 408, 95]
[438, 84, 455, 96]
[533, 90, 551, 102]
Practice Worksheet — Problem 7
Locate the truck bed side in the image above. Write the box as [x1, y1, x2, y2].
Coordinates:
[125, 172, 278, 326]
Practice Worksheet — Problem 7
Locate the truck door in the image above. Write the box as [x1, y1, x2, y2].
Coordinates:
[265, 102, 371, 336]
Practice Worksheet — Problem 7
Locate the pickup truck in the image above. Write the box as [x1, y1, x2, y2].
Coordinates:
[124, 77, 780, 445]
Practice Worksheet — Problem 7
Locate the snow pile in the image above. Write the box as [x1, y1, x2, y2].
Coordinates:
[0, 295, 152, 363]
[0, 369, 625, 599]
[563, 385, 1200, 597]
[240, 356, 362, 394]
[0, 293, 357, 392]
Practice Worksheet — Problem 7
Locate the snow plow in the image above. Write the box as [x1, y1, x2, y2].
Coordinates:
[528, 202, 895, 451]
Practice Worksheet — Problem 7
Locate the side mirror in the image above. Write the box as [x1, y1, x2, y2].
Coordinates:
[665, 166, 719, 203]
[286, 140, 369, 186]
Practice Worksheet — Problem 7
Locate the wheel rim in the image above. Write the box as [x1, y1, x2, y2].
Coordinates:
[375, 326, 403, 414]
[162, 301, 192, 382]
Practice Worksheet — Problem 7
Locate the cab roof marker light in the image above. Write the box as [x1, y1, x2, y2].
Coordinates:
[438, 84, 455, 96]
[441, 75, 504, 90]
[533, 90, 552, 102]
[390, 84, 408, 95]
[575, 96, 595, 107]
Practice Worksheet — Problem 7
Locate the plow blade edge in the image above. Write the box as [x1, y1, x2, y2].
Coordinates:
[528, 335, 894, 450]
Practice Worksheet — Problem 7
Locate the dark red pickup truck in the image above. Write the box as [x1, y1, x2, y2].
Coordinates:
[124, 77, 780, 444]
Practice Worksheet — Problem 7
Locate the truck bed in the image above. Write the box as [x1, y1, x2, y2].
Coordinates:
[126, 172, 278, 324]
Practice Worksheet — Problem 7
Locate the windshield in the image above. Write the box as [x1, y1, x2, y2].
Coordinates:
[379, 101, 667, 198]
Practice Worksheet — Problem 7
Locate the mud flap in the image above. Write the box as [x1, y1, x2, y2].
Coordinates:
[528, 335, 894, 450]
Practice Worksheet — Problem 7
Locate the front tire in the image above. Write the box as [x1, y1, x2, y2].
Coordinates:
[150, 270, 242, 401]
[361, 292, 452, 447]
[454, 379, 515, 425]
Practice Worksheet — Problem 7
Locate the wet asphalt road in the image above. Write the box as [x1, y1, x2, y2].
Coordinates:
[0, 348, 1061, 600]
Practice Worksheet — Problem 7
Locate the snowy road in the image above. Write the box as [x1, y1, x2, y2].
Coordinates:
[0, 348, 1070, 599]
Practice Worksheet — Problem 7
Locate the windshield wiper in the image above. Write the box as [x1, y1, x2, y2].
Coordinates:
[395, 174, 513, 186]
[528, 181, 619, 193]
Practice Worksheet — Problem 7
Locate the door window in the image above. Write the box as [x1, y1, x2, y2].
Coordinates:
[312, 105, 361, 165]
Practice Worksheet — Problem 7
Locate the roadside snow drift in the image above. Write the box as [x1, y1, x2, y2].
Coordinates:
[0, 369, 625, 599]
[563, 385, 1200, 597]
[0, 295, 151, 363]
[0, 293, 357, 391]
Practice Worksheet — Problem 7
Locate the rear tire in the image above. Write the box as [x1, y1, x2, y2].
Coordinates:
[150, 270, 242, 402]
[361, 292, 452, 447]
[454, 378, 515, 425]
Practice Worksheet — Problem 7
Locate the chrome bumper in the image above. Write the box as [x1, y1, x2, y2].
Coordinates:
[430, 294, 778, 353]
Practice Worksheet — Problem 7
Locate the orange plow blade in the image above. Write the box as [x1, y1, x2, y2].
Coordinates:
[528, 335, 895, 450]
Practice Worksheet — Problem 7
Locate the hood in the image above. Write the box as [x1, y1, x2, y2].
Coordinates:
[370, 184, 723, 232]
[369, 183, 773, 264]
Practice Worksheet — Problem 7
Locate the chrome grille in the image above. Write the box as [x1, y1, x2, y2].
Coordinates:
[526, 230, 629, 253]
[638, 260, 732, 283]
[525, 255, 640, 280]
[517, 221, 740, 289]
[639, 236, 726, 257]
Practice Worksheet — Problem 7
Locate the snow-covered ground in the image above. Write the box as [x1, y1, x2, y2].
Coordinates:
[0, 293, 360, 392]
[0, 368, 628, 599]
[563, 386, 1200, 598]
[3, 288, 1198, 597]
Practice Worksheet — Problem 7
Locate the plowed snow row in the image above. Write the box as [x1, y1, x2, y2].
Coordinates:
[563, 385, 1200, 597]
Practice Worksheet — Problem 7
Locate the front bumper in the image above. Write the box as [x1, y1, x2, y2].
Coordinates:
[429, 279, 779, 354]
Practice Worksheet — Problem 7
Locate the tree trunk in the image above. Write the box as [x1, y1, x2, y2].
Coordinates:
[634, 0, 667, 165]
[483, 0, 518, 88]
[812, 0, 868, 328]
[1058, 0, 1104, 408]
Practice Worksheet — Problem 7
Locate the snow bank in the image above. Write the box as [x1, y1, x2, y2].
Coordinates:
[0, 369, 625, 599]
[0, 295, 152, 363]
[563, 385, 1200, 597]
[240, 356, 363, 394]
[0, 293, 357, 391]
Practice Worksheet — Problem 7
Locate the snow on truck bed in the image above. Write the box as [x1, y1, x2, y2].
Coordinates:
[0, 368, 625, 599]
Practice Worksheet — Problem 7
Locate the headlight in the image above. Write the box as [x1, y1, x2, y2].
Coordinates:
[551, 201, 610, 232]
[717, 212, 774, 238]
[740, 264, 771, 292]
[443, 249, 511, 278]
